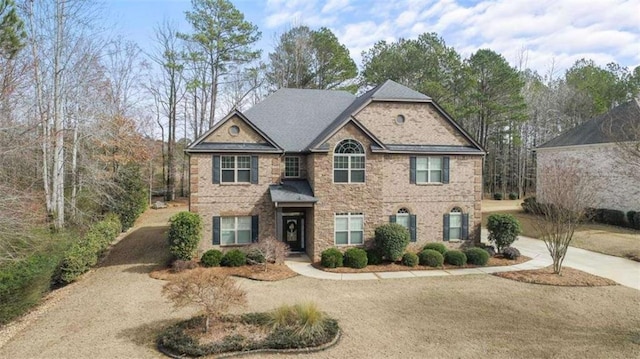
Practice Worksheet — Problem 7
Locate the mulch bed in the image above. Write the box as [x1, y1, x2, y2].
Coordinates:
[314, 255, 530, 273]
[493, 266, 617, 287]
[150, 263, 298, 281]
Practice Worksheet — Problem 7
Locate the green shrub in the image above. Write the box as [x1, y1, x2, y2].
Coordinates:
[593, 208, 627, 227]
[502, 247, 521, 260]
[464, 247, 490, 266]
[107, 163, 148, 230]
[423, 242, 447, 255]
[221, 250, 246, 267]
[320, 248, 343, 268]
[486, 214, 521, 253]
[366, 249, 383, 265]
[508, 192, 518, 200]
[521, 197, 542, 214]
[374, 224, 410, 261]
[627, 211, 637, 229]
[418, 249, 444, 267]
[245, 248, 266, 264]
[633, 212, 640, 230]
[401, 252, 418, 267]
[493, 192, 503, 200]
[343, 248, 368, 269]
[200, 250, 223, 267]
[444, 250, 467, 266]
[168, 212, 203, 261]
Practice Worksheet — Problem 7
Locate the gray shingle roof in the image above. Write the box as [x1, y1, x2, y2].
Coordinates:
[371, 80, 431, 101]
[187, 142, 281, 152]
[371, 144, 484, 154]
[269, 180, 318, 203]
[539, 99, 640, 148]
[244, 88, 355, 152]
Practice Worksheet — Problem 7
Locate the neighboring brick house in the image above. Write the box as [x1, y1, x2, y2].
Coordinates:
[536, 99, 640, 213]
[186, 80, 485, 261]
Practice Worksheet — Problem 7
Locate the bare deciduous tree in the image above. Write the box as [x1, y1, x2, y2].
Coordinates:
[162, 269, 247, 332]
[245, 236, 289, 271]
[535, 162, 597, 274]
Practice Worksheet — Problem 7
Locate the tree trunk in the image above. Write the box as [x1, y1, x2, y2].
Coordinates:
[52, 0, 66, 229]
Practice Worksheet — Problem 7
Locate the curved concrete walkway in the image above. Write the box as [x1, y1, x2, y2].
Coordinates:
[286, 231, 640, 290]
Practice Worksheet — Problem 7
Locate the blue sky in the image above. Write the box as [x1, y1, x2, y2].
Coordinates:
[105, 0, 640, 77]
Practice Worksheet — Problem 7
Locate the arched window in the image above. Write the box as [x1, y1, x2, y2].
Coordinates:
[334, 139, 365, 183]
[396, 208, 410, 228]
[449, 207, 463, 240]
[390, 207, 416, 242]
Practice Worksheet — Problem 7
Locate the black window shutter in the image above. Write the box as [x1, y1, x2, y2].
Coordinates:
[462, 213, 469, 240]
[442, 156, 450, 184]
[251, 156, 259, 184]
[410, 156, 416, 184]
[251, 215, 259, 242]
[443, 214, 450, 241]
[212, 155, 220, 184]
[389, 215, 396, 223]
[213, 216, 221, 245]
[410, 214, 417, 242]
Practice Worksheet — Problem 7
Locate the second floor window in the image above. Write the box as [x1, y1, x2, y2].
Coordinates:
[334, 139, 365, 183]
[284, 156, 300, 178]
[222, 155, 251, 183]
[416, 157, 442, 183]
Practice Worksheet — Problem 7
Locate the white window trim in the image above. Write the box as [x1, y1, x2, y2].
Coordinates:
[334, 212, 364, 245]
[416, 156, 443, 184]
[221, 155, 251, 183]
[396, 210, 410, 229]
[284, 156, 301, 178]
[221, 216, 252, 246]
[333, 139, 366, 184]
[449, 208, 462, 242]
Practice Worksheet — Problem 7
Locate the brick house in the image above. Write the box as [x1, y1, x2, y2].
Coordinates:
[537, 99, 640, 212]
[185, 80, 485, 261]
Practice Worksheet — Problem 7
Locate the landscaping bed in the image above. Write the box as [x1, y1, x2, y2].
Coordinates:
[150, 263, 298, 281]
[494, 266, 617, 287]
[314, 254, 530, 273]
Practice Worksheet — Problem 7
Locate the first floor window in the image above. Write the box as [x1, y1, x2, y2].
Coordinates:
[390, 208, 416, 242]
[335, 212, 364, 245]
[416, 156, 442, 183]
[448, 208, 462, 241]
[221, 155, 251, 183]
[396, 208, 410, 228]
[221, 216, 252, 245]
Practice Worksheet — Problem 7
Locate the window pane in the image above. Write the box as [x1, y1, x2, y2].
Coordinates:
[335, 217, 348, 231]
[450, 214, 462, 227]
[351, 170, 365, 183]
[334, 156, 349, 169]
[221, 230, 235, 245]
[430, 170, 442, 182]
[237, 169, 250, 182]
[416, 157, 428, 170]
[285, 157, 299, 177]
[350, 231, 363, 244]
[221, 170, 235, 182]
[335, 232, 348, 245]
[237, 217, 252, 230]
[237, 230, 251, 244]
[351, 156, 365, 169]
[396, 215, 410, 228]
[350, 216, 363, 231]
[237, 156, 251, 169]
[416, 171, 428, 183]
[449, 228, 461, 240]
[221, 156, 235, 169]
[334, 170, 348, 182]
[429, 157, 442, 170]
[221, 217, 235, 230]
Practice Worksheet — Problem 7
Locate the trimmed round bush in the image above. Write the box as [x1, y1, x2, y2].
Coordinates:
[487, 213, 521, 253]
[246, 248, 266, 264]
[374, 224, 410, 261]
[401, 252, 418, 267]
[502, 247, 521, 260]
[464, 247, 490, 266]
[366, 249, 383, 265]
[321, 248, 343, 268]
[221, 249, 246, 267]
[493, 192, 503, 200]
[418, 249, 444, 267]
[444, 250, 467, 266]
[423, 242, 447, 255]
[508, 192, 518, 200]
[168, 212, 203, 261]
[200, 250, 223, 267]
[343, 248, 368, 269]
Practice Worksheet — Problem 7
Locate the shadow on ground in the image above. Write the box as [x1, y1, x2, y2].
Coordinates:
[116, 319, 180, 348]
[100, 225, 172, 269]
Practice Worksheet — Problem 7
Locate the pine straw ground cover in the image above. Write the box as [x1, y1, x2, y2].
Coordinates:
[157, 305, 340, 358]
[150, 263, 298, 281]
[315, 254, 530, 273]
[494, 266, 617, 287]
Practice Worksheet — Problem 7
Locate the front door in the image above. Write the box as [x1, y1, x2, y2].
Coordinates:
[282, 216, 303, 251]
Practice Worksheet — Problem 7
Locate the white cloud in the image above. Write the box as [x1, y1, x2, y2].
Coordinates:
[322, 0, 350, 13]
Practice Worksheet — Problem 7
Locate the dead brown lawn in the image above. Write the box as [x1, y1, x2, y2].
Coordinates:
[495, 266, 618, 287]
[483, 209, 640, 261]
[150, 263, 298, 282]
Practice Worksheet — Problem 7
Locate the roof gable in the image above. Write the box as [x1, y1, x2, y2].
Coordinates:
[539, 99, 640, 149]
[371, 79, 431, 101]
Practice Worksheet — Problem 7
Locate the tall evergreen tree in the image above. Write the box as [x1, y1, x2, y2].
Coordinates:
[0, 0, 25, 60]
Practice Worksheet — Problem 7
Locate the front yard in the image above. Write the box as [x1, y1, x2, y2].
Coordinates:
[482, 200, 640, 261]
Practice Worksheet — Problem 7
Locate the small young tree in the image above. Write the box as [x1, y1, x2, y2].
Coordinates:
[162, 269, 247, 332]
[168, 212, 202, 260]
[245, 237, 289, 271]
[536, 162, 597, 274]
[486, 213, 521, 253]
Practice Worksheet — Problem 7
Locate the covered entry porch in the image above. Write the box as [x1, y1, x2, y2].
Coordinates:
[269, 180, 317, 254]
